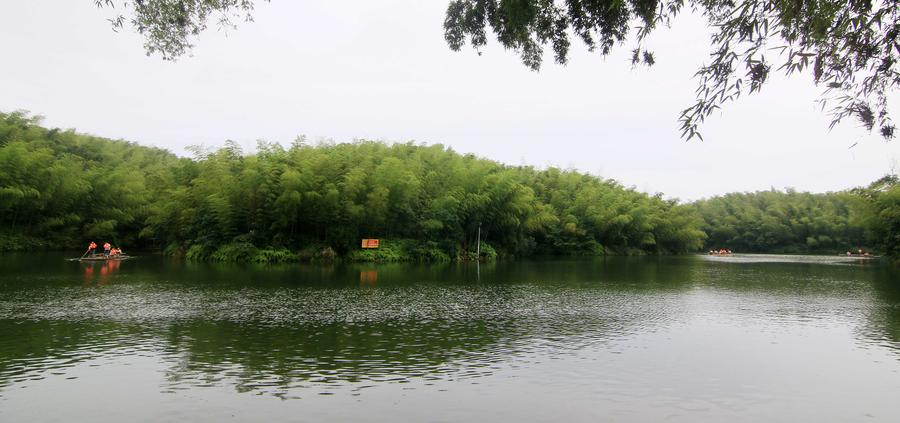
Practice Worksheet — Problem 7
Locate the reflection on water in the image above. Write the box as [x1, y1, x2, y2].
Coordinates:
[359, 269, 378, 287]
[0, 284, 678, 394]
[0, 254, 899, 421]
[81, 260, 121, 286]
[860, 265, 900, 351]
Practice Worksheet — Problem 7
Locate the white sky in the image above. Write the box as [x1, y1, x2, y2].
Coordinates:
[1, 1, 898, 201]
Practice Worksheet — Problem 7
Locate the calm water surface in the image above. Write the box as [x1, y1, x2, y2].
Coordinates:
[0, 254, 898, 422]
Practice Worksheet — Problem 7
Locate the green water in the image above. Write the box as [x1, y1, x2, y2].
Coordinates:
[1, 253, 898, 422]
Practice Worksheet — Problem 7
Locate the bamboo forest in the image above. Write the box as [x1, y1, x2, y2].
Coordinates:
[1, 111, 897, 261]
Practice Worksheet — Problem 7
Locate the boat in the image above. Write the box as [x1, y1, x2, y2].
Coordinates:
[841, 253, 878, 259]
[71, 254, 134, 262]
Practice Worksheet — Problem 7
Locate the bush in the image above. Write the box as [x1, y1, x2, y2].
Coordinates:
[346, 239, 410, 262]
[185, 244, 212, 261]
[297, 244, 337, 262]
[163, 242, 185, 257]
[456, 242, 498, 261]
[409, 241, 451, 262]
[210, 242, 258, 262]
[253, 247, 296, 263]
[0, 233, 50, 251]
[345, 239, 455, 262]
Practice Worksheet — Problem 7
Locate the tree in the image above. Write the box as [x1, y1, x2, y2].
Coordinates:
[95, 0, 898, 141]
[443, 0, 898, 141]
[94, 0, 266, 60]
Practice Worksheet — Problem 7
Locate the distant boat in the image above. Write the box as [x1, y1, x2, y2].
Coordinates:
[842, 253, 878, 259]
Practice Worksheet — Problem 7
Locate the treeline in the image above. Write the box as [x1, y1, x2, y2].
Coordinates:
[852, 176, 900, 257]
[0, 111, 181, 251]
[692, 178, 899, 255]
[692, 190, 868, 253]
[0, 111, 705, 261]
[1, 111, 896, 260]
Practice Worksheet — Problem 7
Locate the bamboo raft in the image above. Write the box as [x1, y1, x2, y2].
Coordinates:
[842, 254, 878, 259]
[69, 254, 134, 262]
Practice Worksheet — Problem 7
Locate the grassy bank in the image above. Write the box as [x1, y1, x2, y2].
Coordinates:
[168, 239, 500, 264]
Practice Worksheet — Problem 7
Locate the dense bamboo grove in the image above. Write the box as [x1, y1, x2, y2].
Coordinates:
[692, 178, 900, 255]
[692, 190, 869, 253]
[0, 111, 896, 261]
[852, 176, 900, 257]
[0, 112, 705, 260]
[0, 112, 180, 252]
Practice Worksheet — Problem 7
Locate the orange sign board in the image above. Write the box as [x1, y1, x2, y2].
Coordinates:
[361, 239, 380, 249]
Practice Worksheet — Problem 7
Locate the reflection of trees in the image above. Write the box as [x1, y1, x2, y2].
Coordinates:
[0, 314, 613, 396]
[134, 256, 702, 290]
[688, 261, 870, 294]
[9, 256, 899, 399]
[684, 258, 900, 356]
[862, 265, 900, 352]
[159, 319, 525, 395]
[151, 269, 691, 396]
[0, 257, 701, 396]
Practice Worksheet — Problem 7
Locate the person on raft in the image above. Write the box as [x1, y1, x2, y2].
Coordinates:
[103, 242, 111, 256]
[87, 241, 97, 256]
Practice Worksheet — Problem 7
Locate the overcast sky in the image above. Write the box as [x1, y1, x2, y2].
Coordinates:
[2, 1, 898, 200]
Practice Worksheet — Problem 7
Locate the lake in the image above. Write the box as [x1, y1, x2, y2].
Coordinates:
[1, 253, 898, 422]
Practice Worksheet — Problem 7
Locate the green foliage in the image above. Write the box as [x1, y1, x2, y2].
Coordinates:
[408, 241, 453, 263]
[251, 247, 296, 263]
[185, 244, 212, 261]
[163, 242, 185, 257]
[0, 233, 49, 252]
[92, 2, 897, 141]
[853, 175, 900, 257]
[692, 188, 870, 254]
[296, 244, 336, 263]
[4, 110, 896, 260]
[210, 242, 258, 263]
[346, 240, 411, 263]
[0, 111, 179, 251]
[347, 240, 455, 263]
[444, 0, 899, 141]
[457, 242, 498, 262]
[95, 0, 266, 61]
[136, 132, 707, 260]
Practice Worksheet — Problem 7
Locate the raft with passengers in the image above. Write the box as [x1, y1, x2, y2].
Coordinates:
[75, 241, 133, 262]
[708, 249, 733, 256]
[843, 249, 878, 259]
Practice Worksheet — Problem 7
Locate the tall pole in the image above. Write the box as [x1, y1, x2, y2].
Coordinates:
[476, 222, 481, 281]
[476, 223, 481, 260]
